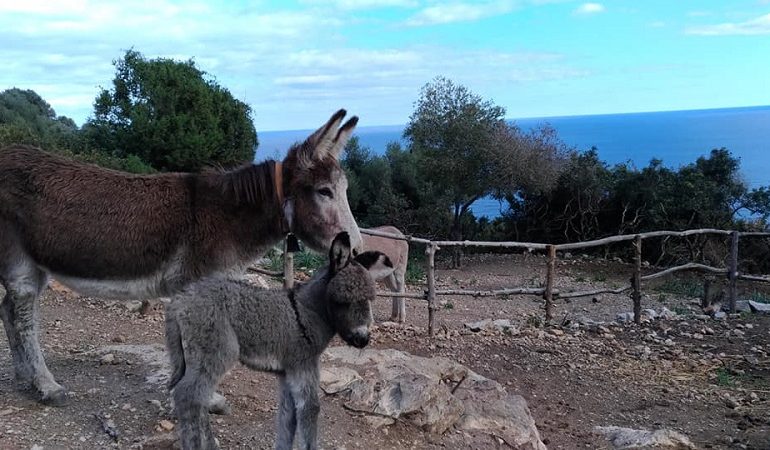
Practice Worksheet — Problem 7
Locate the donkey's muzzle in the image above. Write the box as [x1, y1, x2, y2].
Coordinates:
[345, 330, 370, 349]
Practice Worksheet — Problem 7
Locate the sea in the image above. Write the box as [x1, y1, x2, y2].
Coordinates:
[256, 105, 770, 219]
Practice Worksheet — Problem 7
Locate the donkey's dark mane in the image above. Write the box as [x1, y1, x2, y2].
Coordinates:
[216, 160, 280, 206]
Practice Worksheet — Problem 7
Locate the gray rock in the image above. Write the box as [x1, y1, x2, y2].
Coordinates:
[464, 319, 491, 332]
[642, 309, 657, 320]
[124, 300, 144, 313]
[240, 273, 270, 289]
[616, 312, 635, 323]
[463, 319, 514, 333]
[490, 319, 514, 332]
[734, 300, 750, 312]
[321, 347, 545, 449]
[713, 311, 727, 320]
[594, 425, 697, 449]
[659, 307, 677, 320]
[748, 300, 770, 314]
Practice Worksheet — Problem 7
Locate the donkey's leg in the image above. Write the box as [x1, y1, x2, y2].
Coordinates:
[275, 375, 297, 450]
[385, 274, 400, 322]
[173, 373, 219, 450]
[394, 269, 407, 323]
[286, 366, 321, 450]
[0, 261, 66, 405]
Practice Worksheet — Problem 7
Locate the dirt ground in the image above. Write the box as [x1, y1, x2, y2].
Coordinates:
[1, 253, 769, 449]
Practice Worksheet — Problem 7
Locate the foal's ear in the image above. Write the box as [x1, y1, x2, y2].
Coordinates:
[301, 109, 358, 166]
[354, 251, 395, 281]
[329, 232, 352, 274]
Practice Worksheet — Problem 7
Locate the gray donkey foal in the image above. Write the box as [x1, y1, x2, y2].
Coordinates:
[166, 232, 393, 450]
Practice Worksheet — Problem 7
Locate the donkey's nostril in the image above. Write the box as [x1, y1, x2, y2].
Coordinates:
[350, 333, 369, 348]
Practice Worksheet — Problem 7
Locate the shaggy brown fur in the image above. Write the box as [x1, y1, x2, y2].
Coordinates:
[0, 109, 362, 406]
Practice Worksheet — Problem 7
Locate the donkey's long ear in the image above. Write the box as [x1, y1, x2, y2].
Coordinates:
[354, 251, 395, 281]
[299, 109, 358, 168]
[329, 231, 353, 274]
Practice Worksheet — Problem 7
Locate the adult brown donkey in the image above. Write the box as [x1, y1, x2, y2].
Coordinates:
[0, 109, 363, 406]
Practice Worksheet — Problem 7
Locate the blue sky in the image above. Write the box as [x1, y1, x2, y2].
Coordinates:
[1, 0, 769, 131]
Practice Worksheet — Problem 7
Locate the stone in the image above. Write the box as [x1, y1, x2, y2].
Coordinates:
[748, 300, 770, 314]
[241, 273, 270, 289]
[659, 307, 677, 320]
[158, 420, 175, 431]
[321, 347, 545, 449]
[734, 300, 751, 312]
[642, 309, 657, 320]
[148, 399, 165, 412]
[713, 311, 727, 320]
[616, 312, 634, 323]
[135, 433, 179, 449]
[100, 353, 116, 365]
[463, 319, 514, 333]
[464, 319, 491, 332]
[594, 425, 697, 449]
[124, 300, 144, 313]
[364, 416, 395, 429]
[319, 367, 364, 395]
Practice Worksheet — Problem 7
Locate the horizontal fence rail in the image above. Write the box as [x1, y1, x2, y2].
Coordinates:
[250, 228, 770, 335]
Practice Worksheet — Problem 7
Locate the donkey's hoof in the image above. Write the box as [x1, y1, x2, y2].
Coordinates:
[208, 392, 232, 415]
[209, 401, 232, 416]
[40, 388, 69, 406]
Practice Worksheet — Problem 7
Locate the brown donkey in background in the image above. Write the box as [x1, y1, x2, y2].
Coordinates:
[0, 109, 363, 405]
[362, 225, 409, 322]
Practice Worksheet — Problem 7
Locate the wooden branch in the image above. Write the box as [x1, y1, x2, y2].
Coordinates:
[632, 235, 642, 324]
[247, 267, 283, 277]
[640, 263, 728, 282]
[738, 274, 770, 283]
[435, 288, 548, 297]
[283, 240, 294, 290]
[728, 231, 740, 313]
[375, 291, 427, 299]
[432, 240, 548, 250]
[426, 243, 437, 337]
[544, 244, 556, 323]
[360, 228, 432, 245]
[555, 229, 733, 251]
[558, 286, 631, 299]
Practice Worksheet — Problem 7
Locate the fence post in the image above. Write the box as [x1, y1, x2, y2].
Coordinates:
[632, 235, 642, 324]
[728, 230, 740, 313]
[544, 244, 556, 323]
[425, 243, 438, 336]
[283, 239, 295, 290]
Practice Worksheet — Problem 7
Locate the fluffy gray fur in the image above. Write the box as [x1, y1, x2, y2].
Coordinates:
[165, 232, 393, 450]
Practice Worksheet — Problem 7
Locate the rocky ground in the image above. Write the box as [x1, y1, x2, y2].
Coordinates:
[1, 253, 769, 449]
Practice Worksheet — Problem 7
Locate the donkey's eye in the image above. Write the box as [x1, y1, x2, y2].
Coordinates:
[317, 187, 334, 198]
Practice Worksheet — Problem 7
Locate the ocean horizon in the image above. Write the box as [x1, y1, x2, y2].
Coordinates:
[256, 105, 770, 219]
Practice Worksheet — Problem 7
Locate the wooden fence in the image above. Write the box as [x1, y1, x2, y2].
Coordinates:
[254, 228, 770, 336]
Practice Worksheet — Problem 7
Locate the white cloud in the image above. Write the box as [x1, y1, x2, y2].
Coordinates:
[574, 3, 605, 15]
[685, 13, 770, 35]
[405, 0, 517, 26]
[302, 0, 417, 10]
[0, 0, 592, 130]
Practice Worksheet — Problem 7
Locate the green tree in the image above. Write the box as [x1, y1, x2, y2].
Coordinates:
[85, 50, 257, 172]
[0, 88, 79, 149]
[405, 76, 570, 265]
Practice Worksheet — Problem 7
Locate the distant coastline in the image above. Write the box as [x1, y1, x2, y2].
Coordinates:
[257, 105, 770, 218]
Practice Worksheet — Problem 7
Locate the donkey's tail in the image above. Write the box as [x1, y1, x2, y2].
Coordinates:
[165, 314, 186, 391]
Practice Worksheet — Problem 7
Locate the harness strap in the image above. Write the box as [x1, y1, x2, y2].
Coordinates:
[273, 161, 291, 235]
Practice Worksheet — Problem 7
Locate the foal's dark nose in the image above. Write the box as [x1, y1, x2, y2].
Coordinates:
[349, 332, 369, 348]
